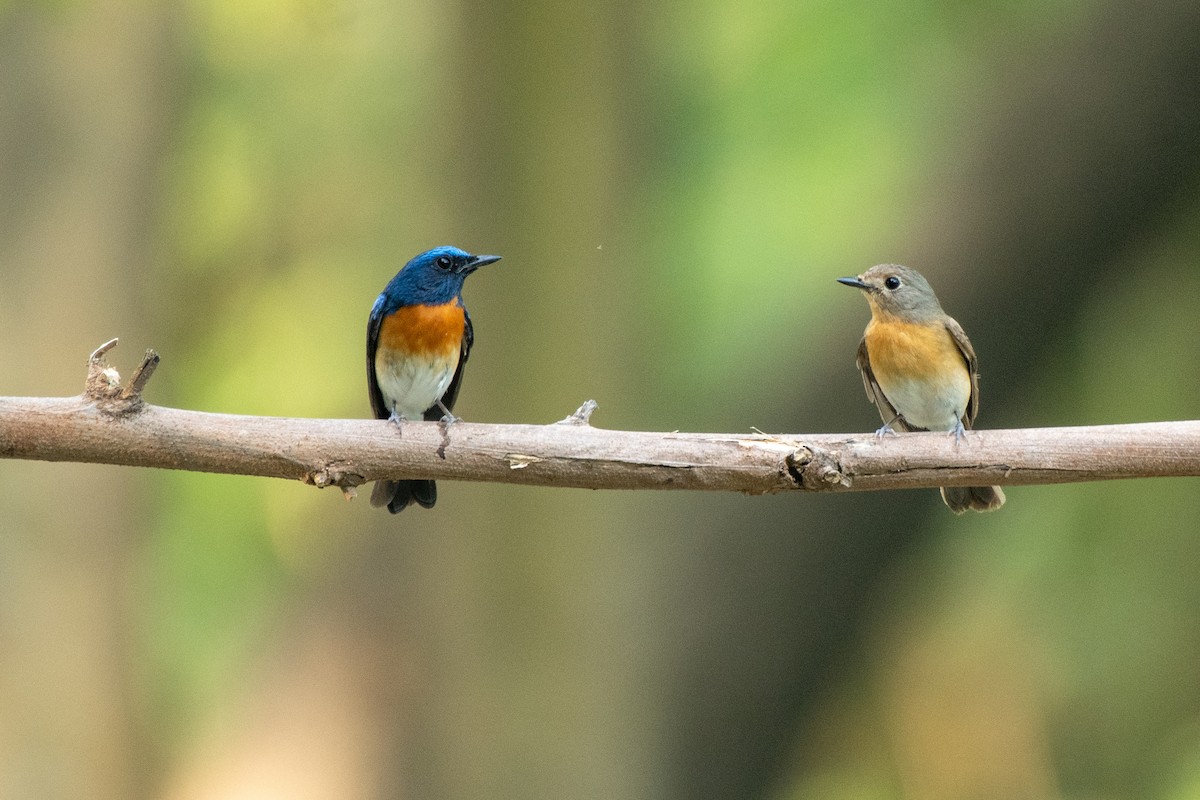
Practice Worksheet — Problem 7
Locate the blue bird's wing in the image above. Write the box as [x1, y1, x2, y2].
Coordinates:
[366, 293, 391, 420]
[425, 306, 473, 421]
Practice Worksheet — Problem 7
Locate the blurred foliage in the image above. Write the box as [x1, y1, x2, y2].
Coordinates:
[1, 0, 1199, 798]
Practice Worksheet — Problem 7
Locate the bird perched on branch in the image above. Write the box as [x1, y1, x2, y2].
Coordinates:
[367, 246, 501, 513]
[838, 264, 1005, 513]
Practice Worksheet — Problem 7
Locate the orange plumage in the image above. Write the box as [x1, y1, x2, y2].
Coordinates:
[864, 316, 970, 387]
[376, 302, 466, 359]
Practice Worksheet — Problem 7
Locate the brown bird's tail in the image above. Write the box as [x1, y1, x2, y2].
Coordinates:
[940, 485, 1005, 514]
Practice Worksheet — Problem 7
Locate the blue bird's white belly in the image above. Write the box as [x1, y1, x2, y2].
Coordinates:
[374, 349, 459, 419]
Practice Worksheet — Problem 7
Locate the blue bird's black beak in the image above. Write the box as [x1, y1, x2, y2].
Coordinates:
[462, 254, 502, 274]
[836, 276, 870, 290]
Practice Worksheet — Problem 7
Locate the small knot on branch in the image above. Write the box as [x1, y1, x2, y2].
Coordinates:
[305, 462, 365, 497]
[556, 399, 598, 426]
[85, 339, 160, 416]
[786, 446, 851, 490]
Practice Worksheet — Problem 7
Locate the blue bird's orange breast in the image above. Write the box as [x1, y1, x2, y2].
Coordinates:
[377, 302, 466, 358]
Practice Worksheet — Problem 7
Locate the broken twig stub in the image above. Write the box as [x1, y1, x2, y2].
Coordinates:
[83, 339, 159, 415]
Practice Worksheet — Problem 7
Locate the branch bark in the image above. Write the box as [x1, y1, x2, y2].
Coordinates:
[2, 342, 1198, 497]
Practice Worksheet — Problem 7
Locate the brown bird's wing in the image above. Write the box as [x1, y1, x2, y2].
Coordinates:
[855, 336, 918, 433]
[942, 316, 979, 428]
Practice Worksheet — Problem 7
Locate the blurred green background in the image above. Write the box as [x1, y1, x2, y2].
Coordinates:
[2, 0, 1200, 797]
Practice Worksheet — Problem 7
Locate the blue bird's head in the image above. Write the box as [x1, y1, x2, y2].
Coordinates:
[381, 246, 501, 307]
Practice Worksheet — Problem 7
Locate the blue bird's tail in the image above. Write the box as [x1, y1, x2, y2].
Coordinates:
[370, 479, 437, 513]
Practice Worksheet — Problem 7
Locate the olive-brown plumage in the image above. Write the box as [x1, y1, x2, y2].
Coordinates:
[838, 264, 1005, 513]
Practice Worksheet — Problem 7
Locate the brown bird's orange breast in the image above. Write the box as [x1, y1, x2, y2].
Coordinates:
[864, 317, 967, 384]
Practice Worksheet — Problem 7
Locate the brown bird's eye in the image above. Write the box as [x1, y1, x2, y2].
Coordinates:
[436, 256, 452, 270]
[884, 276, 901, 290]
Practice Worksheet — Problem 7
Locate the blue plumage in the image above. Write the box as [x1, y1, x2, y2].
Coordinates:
[367, 246, 501, 513]
[376, 246, 485, 310]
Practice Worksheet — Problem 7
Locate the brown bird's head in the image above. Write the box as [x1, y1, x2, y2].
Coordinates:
[837, 263, 947, 322]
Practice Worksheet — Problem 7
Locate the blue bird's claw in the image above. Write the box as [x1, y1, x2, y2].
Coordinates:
[436, 399, 460, 426]
[874, 423, 897, 438]
[951, 420, 966, 444]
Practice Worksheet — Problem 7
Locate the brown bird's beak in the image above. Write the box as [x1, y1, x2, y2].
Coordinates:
[836, 276, 870, 290]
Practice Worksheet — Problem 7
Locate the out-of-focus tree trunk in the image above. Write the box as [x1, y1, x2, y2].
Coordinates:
[662, 1, 1200, 798]
[384, 3, 662, 798]
[0, 3, 176, 797]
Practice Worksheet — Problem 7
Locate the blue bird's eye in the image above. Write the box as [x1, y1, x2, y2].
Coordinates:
[436, 255, 452, 270]
[884, 276, 901, 290]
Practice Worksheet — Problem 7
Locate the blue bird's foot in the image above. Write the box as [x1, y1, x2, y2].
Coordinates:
[950, 419, 966, 444]
[387, 410, 408, 430]
[436, 399, 460, 426]
[874, 423, 897, 438]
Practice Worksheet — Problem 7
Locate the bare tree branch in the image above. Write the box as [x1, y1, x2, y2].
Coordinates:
[1, 342, 1198, 497]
